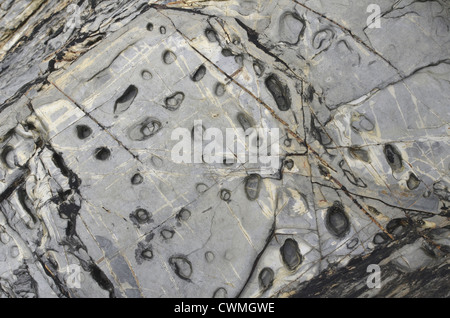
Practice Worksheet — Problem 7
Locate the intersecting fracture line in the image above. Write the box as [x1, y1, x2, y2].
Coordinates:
[292, 0, 401, 73]
[49, 81, 142, 163]
[160, 15, 395, 241]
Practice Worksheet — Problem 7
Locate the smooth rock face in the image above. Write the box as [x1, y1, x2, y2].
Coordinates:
[0, 0, 449, 298]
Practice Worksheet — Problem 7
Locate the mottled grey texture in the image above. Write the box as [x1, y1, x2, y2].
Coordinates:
[0, 0, 448, 298]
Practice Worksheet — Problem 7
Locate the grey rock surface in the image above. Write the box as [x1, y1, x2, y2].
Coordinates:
[0, 0, 449, 298]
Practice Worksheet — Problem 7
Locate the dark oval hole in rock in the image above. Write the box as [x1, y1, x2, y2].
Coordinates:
[214, 83, 226, 96]
[169, 256, 192, 280]
[205, 28, 218, 42]
[407, 173, 420, 190]
[130, 208, 153, 226]
[161, 229, 175, 239]
[191, 64, 206, 82]
[253, 60, 264, 77]
[114, 85, 138, 114]
[258, 267, 274, 291]
[244, 174, 261, 201]
[164, 92, 185, 111]
[76, 125, 92, 139]
[237, 112, 254, 131]
[221, 48, 233, 57]
[131, 173, 143, 185]
[136, 209, 150, 222]
[220, 189, 231, 202]
[386, 218, 409, 238]
[94, 147, 111, 161]
[141, 248, 153, 260]
[373, 232, 389, 245]
[265, 74, 291, 111]
[177, 208, 191, 221]
[325, 202, 350, 238]
[163, 50, 177, 64]
[128, 117, 162, 141]
[284, 159, 294, 170]
[280, 238, 302, 271]
[383, 144, 403, 172]
[213, 287, 227, 298]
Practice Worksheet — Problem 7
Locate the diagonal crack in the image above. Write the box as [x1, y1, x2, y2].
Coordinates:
[0, 170, 30, 204]
[234, 18, 306, 80]
[292, 0, 401, 73]
[49, 81, 142, 163]
[158, 7, 396, 274]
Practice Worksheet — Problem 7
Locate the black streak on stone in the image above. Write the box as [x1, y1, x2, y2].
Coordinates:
[89, 264, 115, 298]
[292, 226, 447, 298]
[234, 18, 298, 70]
[304, 85, 315, 102]
[51, 149, 81, 190]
